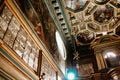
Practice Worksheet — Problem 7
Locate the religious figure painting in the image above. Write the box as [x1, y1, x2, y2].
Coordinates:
[14, 0, 61, 65]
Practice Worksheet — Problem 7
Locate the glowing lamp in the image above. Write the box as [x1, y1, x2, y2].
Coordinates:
[67, 72, 75, 80]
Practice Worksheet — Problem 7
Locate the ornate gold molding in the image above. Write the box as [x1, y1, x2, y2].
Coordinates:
[0, 39, 4, 47]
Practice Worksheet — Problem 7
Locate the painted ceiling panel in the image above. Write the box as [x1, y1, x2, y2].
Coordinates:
[63, 0, 120, 45]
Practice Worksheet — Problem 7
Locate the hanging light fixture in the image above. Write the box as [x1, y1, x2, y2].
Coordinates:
[73, 36, 79, 62]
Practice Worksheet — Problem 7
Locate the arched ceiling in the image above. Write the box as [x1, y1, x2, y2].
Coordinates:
[26, 0, 120, 56]
[64, 0, 120, 45]
[26, 0, 120, 78]
[49, 0, 120, 57]
[33, 0, 120, 54]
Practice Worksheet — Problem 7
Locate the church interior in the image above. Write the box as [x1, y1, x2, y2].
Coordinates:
[0, 0, 120, 80]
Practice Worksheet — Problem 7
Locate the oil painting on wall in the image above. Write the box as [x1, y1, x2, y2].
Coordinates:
[14, 0, 61, 65]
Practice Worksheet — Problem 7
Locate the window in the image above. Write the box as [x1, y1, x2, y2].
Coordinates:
[55, 31, 67, 60]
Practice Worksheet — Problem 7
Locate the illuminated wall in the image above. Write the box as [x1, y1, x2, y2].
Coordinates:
[0, 5, 39, 71]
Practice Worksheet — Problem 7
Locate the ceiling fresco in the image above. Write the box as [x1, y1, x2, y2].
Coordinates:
[64, 0, 120, 45]
[76, 30, 94, 44]
[47, 0, 120, 79]
[87, 23, 100, 32]
[94, 5, 114, 23]
[65, 0, 89, 12]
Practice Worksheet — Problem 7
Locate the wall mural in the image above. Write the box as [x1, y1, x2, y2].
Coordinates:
[15, 0, 44, 40]
[15, 0, 61, 65]
[0, 5, 39, 71]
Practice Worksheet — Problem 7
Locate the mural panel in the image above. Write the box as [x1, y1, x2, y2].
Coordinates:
[0, 5, 39, 71]
[94, 5, 114, 23]
[76, 30, 94, 44]
[15, 0, 59, 60]
[14, 1, 65, 74]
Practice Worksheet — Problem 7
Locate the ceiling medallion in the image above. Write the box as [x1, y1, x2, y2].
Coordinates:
[87, 23, 100, 32]
[94, 5, 114, 24]
[76, 30, 94, 45]
[85, 2, 97, 15]
[63, 0, 120, 45]
[65, 0, 89, 12]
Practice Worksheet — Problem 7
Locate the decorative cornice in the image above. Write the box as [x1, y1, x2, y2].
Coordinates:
[0, 39, 3, 47]
[0, 47, 37, 80]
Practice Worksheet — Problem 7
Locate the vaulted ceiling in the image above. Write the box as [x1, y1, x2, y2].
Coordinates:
[48, 0, 120, 54]
[29, 0, 120, 67]
[13, 0, 120, 79]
